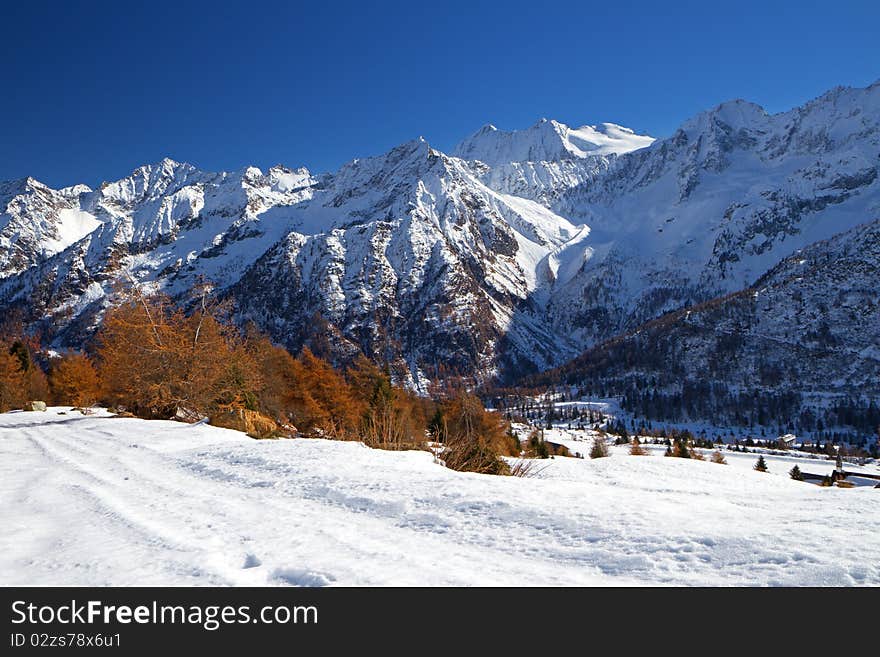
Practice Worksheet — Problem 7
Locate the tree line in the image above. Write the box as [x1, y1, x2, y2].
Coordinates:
[0, 286, 520, 474]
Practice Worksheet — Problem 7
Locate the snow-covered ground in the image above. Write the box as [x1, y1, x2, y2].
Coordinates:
[535, 425, 880, 481]
[1, 409, 877, 586]
[529, 395, 879, 445]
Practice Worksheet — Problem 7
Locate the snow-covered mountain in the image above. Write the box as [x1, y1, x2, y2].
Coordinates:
[2, 80, 879, 408]
[530, 217, 880, 439]
[232, 138, 590, 382]
[453, 119, 655, 209]
[0, 139, 592, 382]
[0, 177, 95, 277]
[454, 118, 654, 164]
[529, 83, 880, 349]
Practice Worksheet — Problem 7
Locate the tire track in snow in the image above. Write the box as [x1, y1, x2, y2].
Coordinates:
[24, 429, 268, 585]
[19, 423, 421, 585]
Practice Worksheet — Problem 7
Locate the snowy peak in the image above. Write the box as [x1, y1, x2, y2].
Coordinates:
[299, 133, 578, 250]
[95, 158, 203, 209]
[7, 176, 46, 194]
[454, 117, 654, 166]
[786, 80, 880, 152]
[336, 137, 436, 180]
[543, 78, 880, 360]
[554, 120, 656, 158]
[680, 98, 770, 138]
[0, 176, 99, 277]
[266, 165, 314, 193]
[239, 164, 317, 202]
[674, 81, 880, 160]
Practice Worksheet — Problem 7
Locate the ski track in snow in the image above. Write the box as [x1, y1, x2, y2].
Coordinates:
[0, 410, 877, 586]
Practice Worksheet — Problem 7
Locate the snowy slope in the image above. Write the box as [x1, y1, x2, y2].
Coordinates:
[454, 119, 655, 165]
[454, 119, 655, 209]
[1, 409, 877, 586]
[536, 425, 880, 482]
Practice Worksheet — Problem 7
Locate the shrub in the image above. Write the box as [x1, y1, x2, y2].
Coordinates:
[509, 459, 549, 478]
[590, 436, 609, 459]
[551, 443, 571, 457]
[710, 450, 728, 465]
[440, 392, 516, 474]
[210, 408, 280, 439]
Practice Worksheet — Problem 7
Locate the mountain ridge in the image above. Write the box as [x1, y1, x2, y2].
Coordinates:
[2, 79, 879, 428]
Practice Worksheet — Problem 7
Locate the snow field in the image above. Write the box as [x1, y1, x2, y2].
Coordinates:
[0, 409, 877, 586]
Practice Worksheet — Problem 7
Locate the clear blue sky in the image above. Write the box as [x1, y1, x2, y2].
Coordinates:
[2, 0, 879, 188]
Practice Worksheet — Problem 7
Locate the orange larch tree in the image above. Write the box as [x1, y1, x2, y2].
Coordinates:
[49, 353, 101, 407]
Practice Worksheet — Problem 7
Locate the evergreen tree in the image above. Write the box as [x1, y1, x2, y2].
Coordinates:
[754, 455, 768, 472]
[427, 407, 446, 443]
[9, 340, 30, 372]
[673, 438, 691, 459]
[590, 436, 609, 459]
[789, 464, 803, 481]
[26, 365, 50, 402]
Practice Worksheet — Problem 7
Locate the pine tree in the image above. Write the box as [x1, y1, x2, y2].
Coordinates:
[754, 455, 768, 472]
[789, 464, 803, 481]
[8, 340, 30, 372]
[244, 329, 300, 425]
[293, 347, 362, 439]
[673, 438, 691, 458]
[97, 289, 262, 419]
[427, 407, 446, 443]
[527, 432, 549, 458]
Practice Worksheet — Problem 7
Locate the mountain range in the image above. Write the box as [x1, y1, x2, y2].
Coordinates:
[2, 79, 879, 435]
